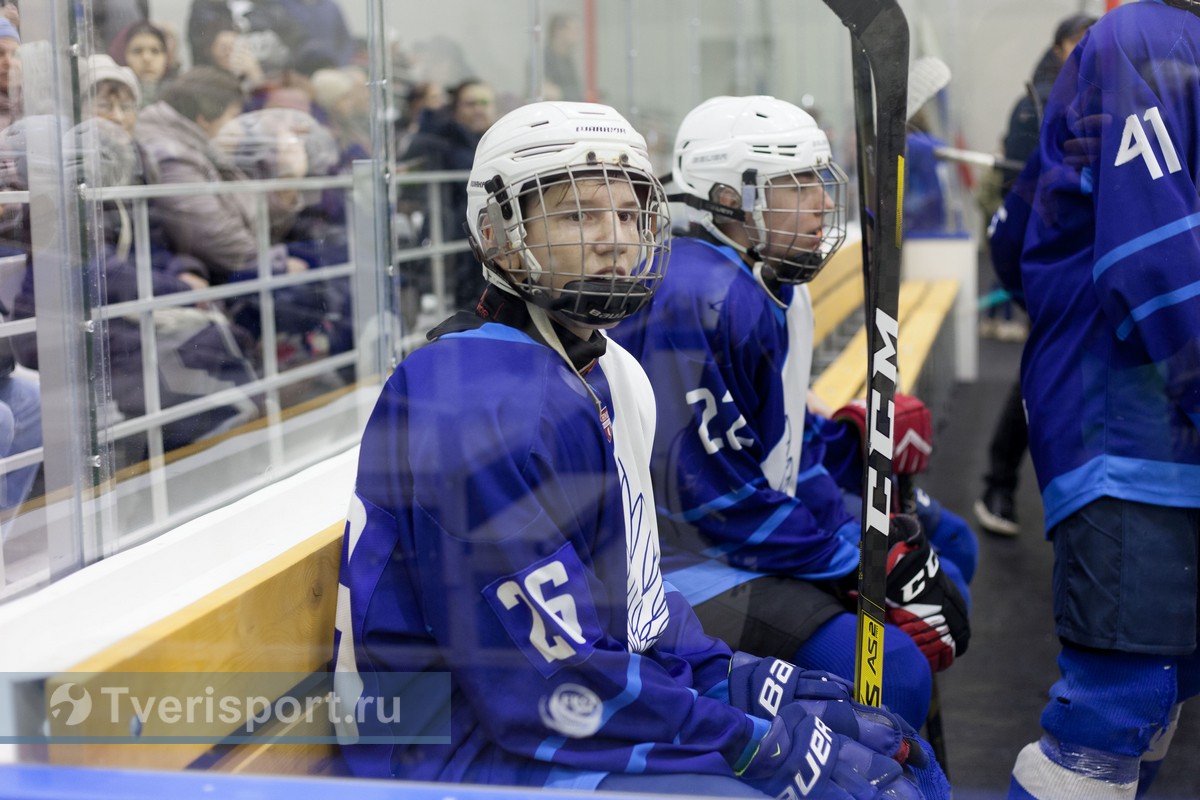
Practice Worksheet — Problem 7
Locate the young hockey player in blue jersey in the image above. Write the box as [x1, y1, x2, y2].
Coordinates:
[999, 2, 1200, 798]
[332, 100, 948, 798]
[610, 95, 974, 731]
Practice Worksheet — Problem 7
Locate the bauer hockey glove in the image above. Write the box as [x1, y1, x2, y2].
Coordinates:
[885, 514, 971, 672]
[739, 704, 922, 800]
[833, 393, 933, 475]
[727, 651, 923, 767]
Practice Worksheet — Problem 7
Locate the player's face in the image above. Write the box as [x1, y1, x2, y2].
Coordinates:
[125, 33, 167, 83]
[759, 171, 833, 260]
[520, 176, 643, 298]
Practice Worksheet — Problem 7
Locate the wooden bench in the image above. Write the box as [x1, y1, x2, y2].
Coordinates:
[810, 239, 960, 421]
[43, 522, 344, 776]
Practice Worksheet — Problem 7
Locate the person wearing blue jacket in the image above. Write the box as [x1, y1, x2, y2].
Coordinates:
[1004, 3, 1200, 797]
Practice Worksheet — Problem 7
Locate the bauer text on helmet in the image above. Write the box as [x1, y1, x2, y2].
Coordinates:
[672, 95, 847, 284]
[466, 101, 670, 328]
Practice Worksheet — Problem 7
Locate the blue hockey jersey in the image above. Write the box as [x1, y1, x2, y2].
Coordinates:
[1016, 0, 1200, 530]
[332, 321, 765, 789]
[610, 237, 859, 606]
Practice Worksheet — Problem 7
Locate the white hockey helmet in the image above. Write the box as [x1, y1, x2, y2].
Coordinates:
[672, 95, 847, 284]
[465, 101, 669, 327]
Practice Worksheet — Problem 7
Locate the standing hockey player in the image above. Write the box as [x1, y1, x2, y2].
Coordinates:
[332, 100, 943, 798]
[610, 95, 973, 730]
[1004, 2, 1200, 798]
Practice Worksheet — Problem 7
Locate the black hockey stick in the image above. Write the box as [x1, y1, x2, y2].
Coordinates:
[819, 0, 909, 711]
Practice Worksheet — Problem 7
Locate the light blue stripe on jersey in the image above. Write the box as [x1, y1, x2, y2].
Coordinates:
[734, 716, 773, 774]
[1041, 454, 1200, 531]
[534, 657, 645, 765]
[1093, 212, 1200, 280]
[535, 735, 567, 762]
[662, 484, 757, 523]
[625, 742, 654, 773]
[666, 559, 765, 605]
[439, 323, 537, 345]
[1115, 278, 1200, 340]
[795, 462, 828, 485]
[543, 767, 608, 792]
[601, 656, 645, 725]
[791, 536, 858, 580]
[701, 503, 794, 558]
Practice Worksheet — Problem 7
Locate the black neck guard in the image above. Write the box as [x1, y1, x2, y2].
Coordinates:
[427, 287, 608, 373]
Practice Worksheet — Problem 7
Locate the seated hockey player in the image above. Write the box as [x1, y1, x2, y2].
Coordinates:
[331, 99, 948, 799]
[610, 95, 974, 730]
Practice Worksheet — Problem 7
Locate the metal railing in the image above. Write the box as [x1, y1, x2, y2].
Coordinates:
[0, 166, 474, 600]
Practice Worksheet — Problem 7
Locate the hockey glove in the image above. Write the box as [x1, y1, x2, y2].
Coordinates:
[833, 393, 933, 475]
[727, 651, 922, 766]
[912, 485, 979, 587]
[885, 515, 971, 672]
[739, 704, 922, 800]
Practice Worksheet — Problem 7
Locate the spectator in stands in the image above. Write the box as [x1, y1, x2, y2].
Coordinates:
[135, 66, 306, 287]
[213, 108, 351, 363]
[91, 0, 143, 55]
[0, 1, 17, 31]
[399, 78, 495, 310]
[973, 13, 1097, 537]
[277, 0, 353, 67]
[187, 0, 292, 78]
[187, 0, 351, 81]
[0, 17, 20, 131]
[0, 301, 40, 536]
[310, 67, 370, 170]
[394, 81, 444, 158]
[82, 55, 140, 135]
[2, 99, 260, 454]
[544, 13, 584, 101]
[109, 20, 173, 108]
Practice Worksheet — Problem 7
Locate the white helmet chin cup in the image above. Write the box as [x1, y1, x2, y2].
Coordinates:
[465, 101, 670, 326]
[672, 95, 847, 284]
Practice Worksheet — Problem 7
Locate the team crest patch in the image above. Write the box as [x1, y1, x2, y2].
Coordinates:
[538, 683, 603, 738]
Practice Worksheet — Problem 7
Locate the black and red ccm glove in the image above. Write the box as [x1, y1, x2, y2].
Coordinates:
[884, 515, 970, 673]
[833, 393, 933, 476]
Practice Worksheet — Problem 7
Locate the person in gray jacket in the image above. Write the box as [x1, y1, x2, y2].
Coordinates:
[135, 66, 305, 288]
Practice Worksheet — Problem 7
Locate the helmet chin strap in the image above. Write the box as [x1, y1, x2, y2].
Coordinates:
[751, 260, 787, 310]
[695, 210, 787, 309]
[526, 301, 607, 418]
